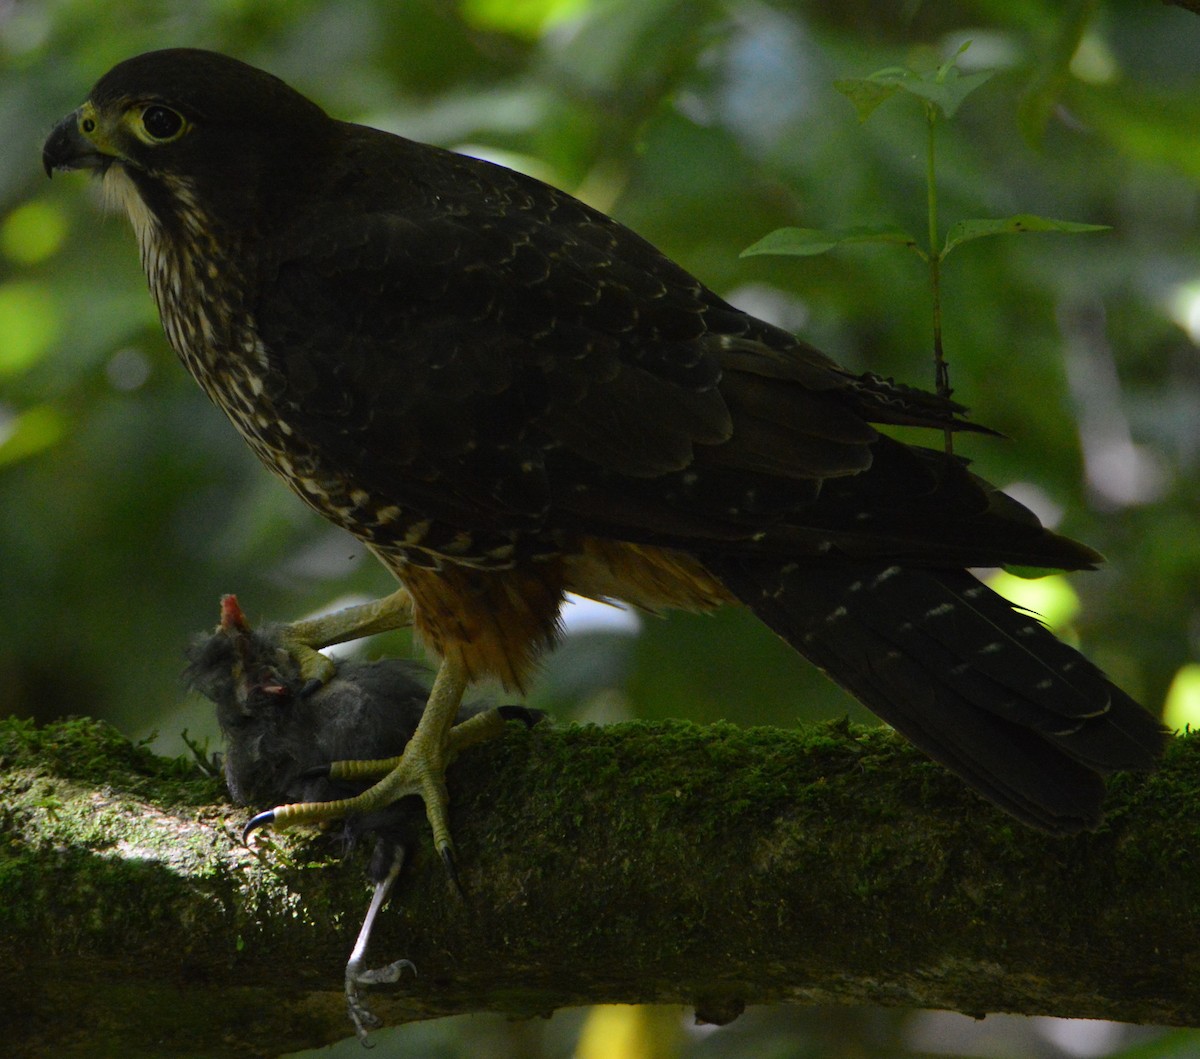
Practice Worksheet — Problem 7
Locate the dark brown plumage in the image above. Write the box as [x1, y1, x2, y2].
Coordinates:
[45, 49, 1164, 840]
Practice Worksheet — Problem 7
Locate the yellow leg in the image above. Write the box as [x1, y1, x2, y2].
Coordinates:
[245, 657, 470, 867]
[277, 587, 414, 686]
[323, 707, 523, 782]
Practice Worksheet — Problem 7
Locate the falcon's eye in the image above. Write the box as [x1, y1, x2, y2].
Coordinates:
[139, 104, 186, 143]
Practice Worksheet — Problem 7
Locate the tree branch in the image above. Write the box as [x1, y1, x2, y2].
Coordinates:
[1164, 0, 1200, 17]
[1, 715, 1197, 1057]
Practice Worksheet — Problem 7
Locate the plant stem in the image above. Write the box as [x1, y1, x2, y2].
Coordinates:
[926, 102, 952, 456]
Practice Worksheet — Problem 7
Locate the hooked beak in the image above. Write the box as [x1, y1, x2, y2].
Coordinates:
[43, 109, 113, 177]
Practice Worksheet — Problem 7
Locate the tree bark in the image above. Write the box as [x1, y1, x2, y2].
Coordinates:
[1, 715, 1196, 1058]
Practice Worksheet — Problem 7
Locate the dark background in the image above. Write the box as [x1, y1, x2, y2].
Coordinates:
[2, 1, 1198, 1056]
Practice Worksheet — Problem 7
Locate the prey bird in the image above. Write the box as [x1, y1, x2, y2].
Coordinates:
[45, 49, 1164, 866]
[186, 594, 540, 1038]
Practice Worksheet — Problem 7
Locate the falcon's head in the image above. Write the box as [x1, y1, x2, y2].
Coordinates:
[43, 48, 331, 240]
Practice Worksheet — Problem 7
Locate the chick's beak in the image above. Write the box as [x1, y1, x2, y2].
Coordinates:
[43, 109, 112, 177]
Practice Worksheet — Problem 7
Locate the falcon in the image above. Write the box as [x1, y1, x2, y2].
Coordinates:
[44, 49, 1164, 858]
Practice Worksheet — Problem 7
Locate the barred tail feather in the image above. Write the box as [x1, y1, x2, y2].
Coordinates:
[705, 556, 1167, 834]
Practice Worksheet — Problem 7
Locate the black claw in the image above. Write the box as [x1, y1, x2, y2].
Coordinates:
[439, 845, 464, 898]
[496, 704, 546, 728]
[298, 677, 325, 699]
[243, 809, 276, 844]
[298, 763, 332, 782]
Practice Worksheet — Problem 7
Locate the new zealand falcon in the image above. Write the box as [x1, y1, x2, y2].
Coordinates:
[45, 49, 1165, 853]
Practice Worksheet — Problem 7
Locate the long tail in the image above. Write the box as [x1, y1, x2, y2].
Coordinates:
[704, 556, 1166, 834]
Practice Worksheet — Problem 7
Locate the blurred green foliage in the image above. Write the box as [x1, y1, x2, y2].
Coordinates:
[3, 1, 1200, 1055]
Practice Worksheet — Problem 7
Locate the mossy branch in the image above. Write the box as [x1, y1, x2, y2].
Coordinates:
[2, 715, 1198, 1058]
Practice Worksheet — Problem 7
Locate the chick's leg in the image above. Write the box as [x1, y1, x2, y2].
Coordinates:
[345, 843, 414, 1042]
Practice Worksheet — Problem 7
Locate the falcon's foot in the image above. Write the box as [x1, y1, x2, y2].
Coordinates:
[244, 659, 470, 869]
[277, 587, 416, 690]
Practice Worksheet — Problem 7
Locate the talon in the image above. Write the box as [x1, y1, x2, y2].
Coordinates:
[298, 677, 325, 699]
[347, 987, 383, 1044]
[347, 957, 417, 1040]
[439, 844, 463, 897]
[243, 659, 468, 836]
[298, 763, 332, 782]
[497, 704, 546, 728]
[350, 957, 416, 986]
[243, 809, 275, 844]
[281, 641, 337, 690]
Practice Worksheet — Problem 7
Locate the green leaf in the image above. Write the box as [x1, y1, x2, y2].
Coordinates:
[1017, 0, 1097, 148]
[835, 45, 993, 122]
[1164, 663, 1200, 732]
[902, 67, 995, 119]
[0, 281, 60, 376]
[941, 214, 1110, 257]
[461, 0, 586, 37]
[0, 200, 69, 265]
[833, 77, 903, 123]
[0, 404, 66, 467]
[741, 225, 919, 258]
[988, 570, 1080, 634]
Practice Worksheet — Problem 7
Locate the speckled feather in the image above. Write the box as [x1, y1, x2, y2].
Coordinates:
[50, 49, 1166, 832]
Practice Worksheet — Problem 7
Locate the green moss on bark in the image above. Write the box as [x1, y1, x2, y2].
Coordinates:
[2, 716, 1199, 1058]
